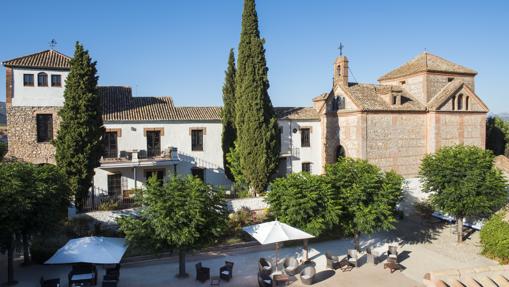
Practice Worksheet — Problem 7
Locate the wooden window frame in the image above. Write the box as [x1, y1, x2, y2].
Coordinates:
[146, 130, 162, 157]
[300, 127, 311, 148]
[190, 128, 206, 151]
[103, 131, 119, 159]
[302, 162, 312, 173]
[51, 74, 62, 87]
[23, 74, 34, 86]
[37, 72, 48, 87]
[36, 114, 53, 143]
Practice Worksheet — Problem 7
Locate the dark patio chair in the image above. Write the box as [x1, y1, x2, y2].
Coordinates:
[106, 264, 120, 279]
[258, 257, 272, 274]
[195, 262, 210, 282]
[257, 271, 272, 287]
[300, 265, 316, 285]
[340, 249, 358, 270]
[388, 245, 398, 263]
[40, 277, 60, 287]
[219, 261, 234, 281]
[68, 263, 97, 287]
[325, 252, 341, 270]
[366, 246, 380, 265]
[102, 280, 118, 287]
[283, 256, 300, 276]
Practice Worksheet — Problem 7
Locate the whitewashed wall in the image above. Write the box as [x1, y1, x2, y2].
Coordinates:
[12, 68, 68, 106]
[279, 119, 322, 174]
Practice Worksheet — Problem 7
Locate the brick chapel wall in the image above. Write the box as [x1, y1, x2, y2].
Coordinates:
[427, 74, 475, 102]
[6, 106, 61, 164]
[337, 112, 364, 159]
[428, 112, 486, 152]
[380, 74, 426, 105]
[365, 112, 427, 177]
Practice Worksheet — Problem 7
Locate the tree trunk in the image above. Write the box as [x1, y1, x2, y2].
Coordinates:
[457, 217, 464, 243]
[6, 234, 17, 285]
[354, 232, 361, 251]
[176, 249, 188, 278]
[22, 231, 30, 265]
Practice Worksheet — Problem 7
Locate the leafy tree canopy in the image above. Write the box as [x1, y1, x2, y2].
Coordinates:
[486, 116, 509, 157]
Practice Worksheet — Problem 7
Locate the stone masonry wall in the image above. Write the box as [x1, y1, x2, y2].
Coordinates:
[7, 106, 61, 163]
[366, 112, 427, 177]
[434, 112, 486, 149]
[427, 74, 475, 102]
[337, 113, 363, 159]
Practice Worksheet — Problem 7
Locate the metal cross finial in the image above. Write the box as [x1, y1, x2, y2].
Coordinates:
[49, 39, 57, 50]
[338, 42, 344, 56]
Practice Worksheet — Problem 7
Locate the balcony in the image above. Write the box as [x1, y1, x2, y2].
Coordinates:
[100, 147, 180, 169]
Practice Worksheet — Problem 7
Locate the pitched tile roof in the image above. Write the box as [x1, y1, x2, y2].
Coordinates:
[2, 50, 71, 69]
[98, 86, 222, 121]
[378, 52, 477, 81]
[274, 107, 319, 120]
[347, 83, 426, 111]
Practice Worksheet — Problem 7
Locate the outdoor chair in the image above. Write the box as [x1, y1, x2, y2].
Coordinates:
[283, 256, 300, 276]
[258, 258, 272, 274]
[326, 252, 341, 270]
[366, 246, 381, 265]
[219, 261, 234, 281]
[102, 280, 118, 287]
[340, 249, 358, 270]
[257, 271, 272, 287]
[388, 245, 398, 263]
[195, 262, 210, 282]
[106, 264, 120, 279]
[40, 277, 60, 287]
[68, 263, 97, 287]
[300, 265, 316, 285]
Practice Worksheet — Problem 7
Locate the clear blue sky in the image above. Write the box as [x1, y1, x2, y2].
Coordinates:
[1, 0, 508, 113]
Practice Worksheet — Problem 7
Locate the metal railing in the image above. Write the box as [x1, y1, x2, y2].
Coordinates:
[80, 186, 137, 212]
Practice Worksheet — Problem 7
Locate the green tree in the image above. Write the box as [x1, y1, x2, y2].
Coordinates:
[325, 158, 403, 250]
[419, 145, 508, 243]
[486, 116, 509, 157]
[0, 162, 33, 285]
[267, 173, 339, 236]
[235, 0, 279, 195]
[480, 212, 509, 263]
[55, 42, 104, 211]
[118, 176, 228, 278]
[0, 142, 7, 160]
[221, 49, 237, 182]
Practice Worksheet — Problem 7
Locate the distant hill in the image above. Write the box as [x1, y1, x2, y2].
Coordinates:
[0, 102, 5, 125]
[498, 113, 509, 121]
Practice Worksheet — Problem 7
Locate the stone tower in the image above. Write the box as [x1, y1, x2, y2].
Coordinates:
[333, 56, 349, 87]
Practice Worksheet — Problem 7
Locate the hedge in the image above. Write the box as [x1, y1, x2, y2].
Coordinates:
[480, 212, 509, 263]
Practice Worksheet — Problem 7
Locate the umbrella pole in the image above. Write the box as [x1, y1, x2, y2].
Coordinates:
[303, 239, 309, 262]
[275, 242, 279, 272]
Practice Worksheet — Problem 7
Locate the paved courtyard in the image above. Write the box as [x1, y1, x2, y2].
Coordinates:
[1, 215, 497, 287]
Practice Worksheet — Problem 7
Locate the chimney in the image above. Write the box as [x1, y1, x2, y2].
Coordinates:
[333, 56, 349, 87]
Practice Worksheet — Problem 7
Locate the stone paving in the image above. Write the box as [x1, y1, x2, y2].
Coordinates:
[0, 215, 497, 287]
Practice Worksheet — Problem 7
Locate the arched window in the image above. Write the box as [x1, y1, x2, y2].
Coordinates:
[335, 145, 346, 161]
[37, 72, 48, 87]
[465, 96, 469, 110]
[457, 94, 463, 110]
[451, 95, 456, 111]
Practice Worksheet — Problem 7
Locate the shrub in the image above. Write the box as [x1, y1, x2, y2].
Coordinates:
[97, 199, 119, 211]
[480, 212, 509, 263]
[31, 235, 68, 264]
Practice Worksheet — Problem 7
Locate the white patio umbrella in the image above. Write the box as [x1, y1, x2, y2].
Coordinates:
[45, 236, 127, 265]
[243, 220, 315, 270]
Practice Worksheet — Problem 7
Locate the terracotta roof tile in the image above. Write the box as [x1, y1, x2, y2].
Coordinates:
[274, 107, 319, 120]
[378, 52, 477, 81]
[3, 50, 71, 69]
[347, 83, 426, 111]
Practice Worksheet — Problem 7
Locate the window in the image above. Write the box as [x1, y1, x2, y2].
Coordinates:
[191, 129, 204, 151]
[457, 94, 463, 110]
[191, 167, 205, 182]
[107, 174, 122, 197]
[300, 128, 310, 147]
[23, 74, 34, 86]
[51, 74, 62, 87]
[146, 130, 161, 157]
[465, 96, 469, 110]
[448, 77, 455, 82]
[278, 127, 283, 152]
[392, 95, 398, 105]
[36, 114, 53, 142]
[451, 95, 456, 111]
[400, 80, 406, 85]
[103, 132, 118, 158]
[302, 162, 311, 173]
[145, 169, 165, 184]
[37, 72, 48, 86]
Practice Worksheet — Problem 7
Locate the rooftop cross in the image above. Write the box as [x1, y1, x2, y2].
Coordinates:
[49, 39, 57, 50]
[338, 42, 344, 56]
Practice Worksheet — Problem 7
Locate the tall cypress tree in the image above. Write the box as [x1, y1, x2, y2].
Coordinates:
[221, 49, 237, 182]
[235, 0, 279, 195]
[55, 42, 104, 211]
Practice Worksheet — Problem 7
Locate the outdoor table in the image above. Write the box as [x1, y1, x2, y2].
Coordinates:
[70, 273, 94, 286]
[272, 274, 289, 286]
[383, 261, 401, 273]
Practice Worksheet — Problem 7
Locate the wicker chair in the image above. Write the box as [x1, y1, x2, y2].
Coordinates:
[219, 261, 234, 281]
[344, 249, 358, 268]
[326, 252, 341, 270]
[258, 258, 272, 274]
[195, 262, 210, 282]
[283, 256, 300, 276]
[300, 265, 316, 285]
[388, 245, 398, 263]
